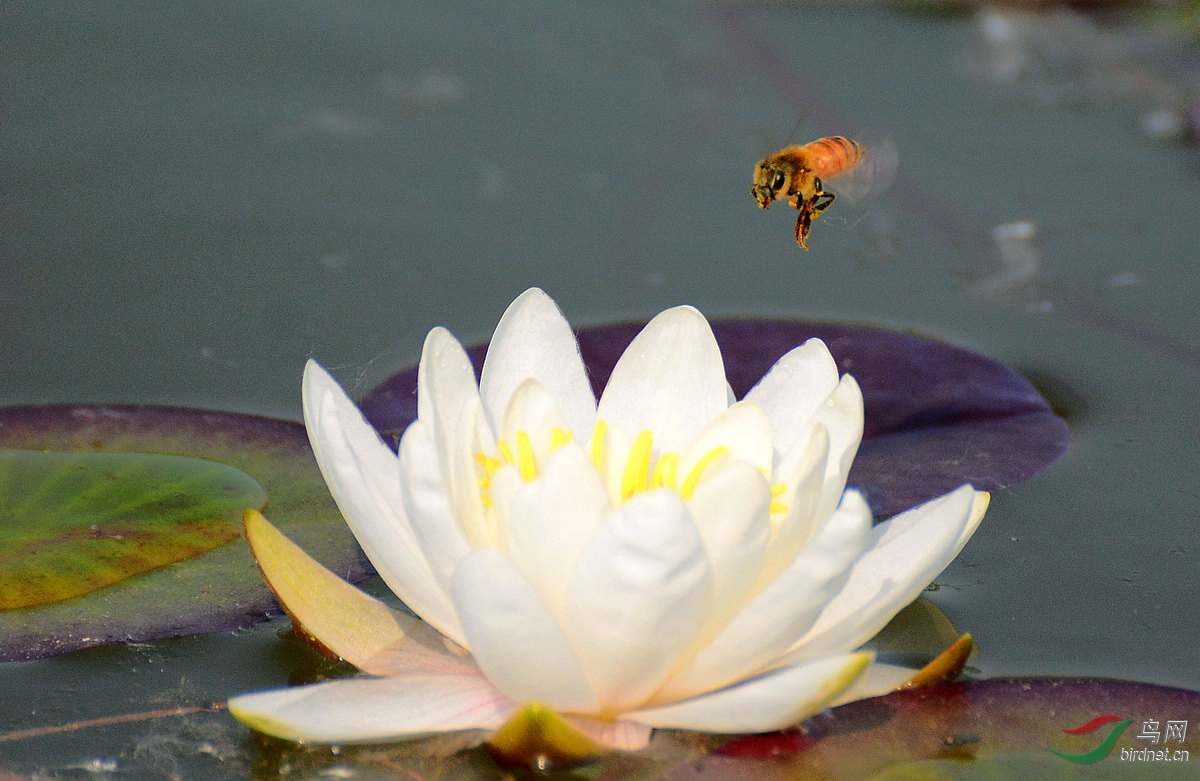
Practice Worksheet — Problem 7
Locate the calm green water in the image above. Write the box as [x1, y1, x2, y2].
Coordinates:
[2, 2, 1198, 776]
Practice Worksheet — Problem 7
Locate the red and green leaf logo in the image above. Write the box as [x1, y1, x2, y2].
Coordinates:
[1048, 715, 1133, 763]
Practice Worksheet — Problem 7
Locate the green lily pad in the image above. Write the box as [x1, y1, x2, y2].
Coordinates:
[0, 450, 265, 609]
[0, 405, 371, 661]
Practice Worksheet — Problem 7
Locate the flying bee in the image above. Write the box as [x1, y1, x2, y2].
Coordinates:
[752, 136, 867, 250]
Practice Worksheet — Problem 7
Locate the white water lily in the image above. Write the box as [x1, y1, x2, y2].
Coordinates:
[229, 288, 988, 753]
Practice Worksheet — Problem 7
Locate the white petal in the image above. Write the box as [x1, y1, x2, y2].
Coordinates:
[479, 288, 596, 436]
[565, 490, 711, 712]
[453, 549, 599, 712]
[441, 395, 494, 547]
[417, 331, 493, 548]
[958, 490, 991, 549]
[656, 491, 872, 702]
[589, 419, 632, 508]
[596, 306, 728, 452]
[827, 662, 914, 707]
[228, 671, 516, 744]
[498, 378, 571, 464]
[744, 338, 840, 445]
[397, 420, 471, 594]
[629, 652, 871, 733]
[417, 326, 483, 448]
[759, 422, 829, 584]
[302, 361, 464, 646]
[684, 459, 772, 641]
[808, 375, 865, 522]
[678, 400, 774, 480]
[561, 715, 652, 751]
[500, 443, 610, 618]
[792, 485, 985, 659]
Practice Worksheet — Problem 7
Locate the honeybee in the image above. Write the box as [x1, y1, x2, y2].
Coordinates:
[752, 136, 866, 250]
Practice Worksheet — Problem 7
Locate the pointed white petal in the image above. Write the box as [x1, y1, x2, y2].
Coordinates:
[678, 400, 774, 480]
[792, 485, 985, 659]
[589, 420, 632, 508]
[684, 459, 772, 640]
[759, 423, 829, 584]
[630, 652, 871, 733]
[417, 326, 482, 447]
[656, 491, 872, 702]
[302, 361, 463, 645]
[565, 490, 711, 712]
[480, 288, 596, 436]
[453, 549, 599, 712]
[228, 671, 516, 744]
[498, 378, 571, 464]
[500, 443, 610, 618]
[958, 490, 991, 550]
[827, 662, 914, 707]
[744, 338, 840, 445]
[417, 331, 493, 548]
[809, 375, 864, 522]
[397, 420, 471, 594]
[441, 395, 493, 547]
[596, 306, 728, 452]
[561, 715, 653, 751]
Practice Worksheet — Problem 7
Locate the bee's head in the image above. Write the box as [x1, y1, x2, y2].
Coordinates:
[751, 160, 789, 209]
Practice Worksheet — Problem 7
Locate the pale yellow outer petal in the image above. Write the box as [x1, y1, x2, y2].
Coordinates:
[241, 509, 470, 677]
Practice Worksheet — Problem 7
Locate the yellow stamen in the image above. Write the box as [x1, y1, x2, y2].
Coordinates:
[550, 426, 573, 451]
[621, 430, 654, 501]
[769, 483, 788, 514]
[475, 453, 502, 476]
[651, 451, 678, 491]
[497, 440, 515, 466]
[514, 431, 538, 481]
[680, 446, 729, 500]
[589, 420, 608, 473]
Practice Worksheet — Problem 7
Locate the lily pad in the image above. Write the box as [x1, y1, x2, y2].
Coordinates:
[359, 319, 1070, 518]
[0, 450, 264, 610]
[704, 678, 1200, 779]
[0, 405, 370, 661]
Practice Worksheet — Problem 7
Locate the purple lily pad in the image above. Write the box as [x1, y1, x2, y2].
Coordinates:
[360, 319, 1070, 518]
[0, 405, 370, 661]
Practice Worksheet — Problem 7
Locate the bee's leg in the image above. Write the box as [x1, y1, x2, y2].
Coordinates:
[808, 179, 836, 221]
[794, 198, 815, 250]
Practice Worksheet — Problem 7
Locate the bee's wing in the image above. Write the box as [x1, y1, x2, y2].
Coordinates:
[827, 137, 897, 202]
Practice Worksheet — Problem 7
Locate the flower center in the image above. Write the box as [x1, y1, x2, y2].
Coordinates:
[475, 420, 787, 514]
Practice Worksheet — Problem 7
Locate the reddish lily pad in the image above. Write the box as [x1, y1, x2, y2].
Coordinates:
[360, 319, 1070, 518]
[703, 678, 1200, 778]
[0, 405, 370, 661]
